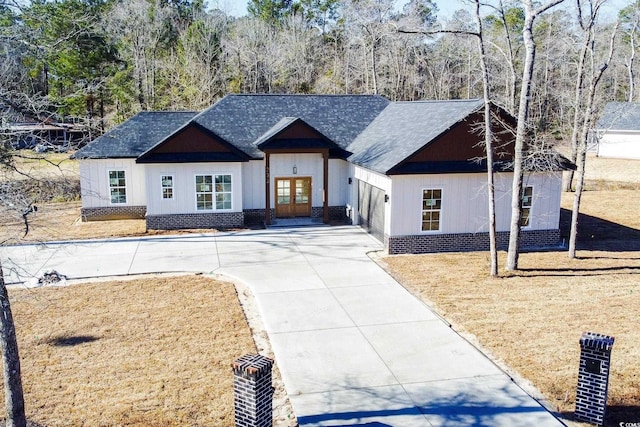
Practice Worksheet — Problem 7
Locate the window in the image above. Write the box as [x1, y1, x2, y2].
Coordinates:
[520, 186, 533, 227]
[195, 174, 232, 210]
[161, 175, 174, 199]
[195, 175, 213, 210]
[215, 174, 232, 210]
[109, 170, 126, 204]
[421, 189, 442, 231]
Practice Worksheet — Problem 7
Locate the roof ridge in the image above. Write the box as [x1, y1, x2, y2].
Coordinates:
[225, 93, 386, 98]
[137, 110, 199, 114]
[394, 99, 483, 104]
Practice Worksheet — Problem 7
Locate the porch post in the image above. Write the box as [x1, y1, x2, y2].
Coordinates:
[265, 152, 271, 225]
[323, 149, 329, 224]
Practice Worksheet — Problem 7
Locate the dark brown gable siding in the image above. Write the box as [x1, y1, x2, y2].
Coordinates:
[154, 125, 231, 153]
[406, 112, 515, 163]
[275, 122, 324, 140]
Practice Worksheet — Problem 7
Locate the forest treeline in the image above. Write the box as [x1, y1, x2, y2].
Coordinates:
[0, 0, 638, 138]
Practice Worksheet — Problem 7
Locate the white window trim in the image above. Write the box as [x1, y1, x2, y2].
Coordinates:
[520, 185, 534, 228]
[420, 187, 443, 233]
[108, 169, 127, 205]
[161, 174, 174, 200]
[195, 174, 214, 211]
[194, 173, 233, 211]
[214, 173, 233, 211]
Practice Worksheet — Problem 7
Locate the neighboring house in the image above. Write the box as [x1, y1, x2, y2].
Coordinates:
[73, 94, 567, 254]
[593, 102, 640, 160]
[6, 122, 87, 150]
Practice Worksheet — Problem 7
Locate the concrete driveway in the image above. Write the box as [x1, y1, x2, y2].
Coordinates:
[1, 226, 565, 426]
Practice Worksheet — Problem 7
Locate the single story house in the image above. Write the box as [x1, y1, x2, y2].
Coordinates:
[73, 94, 566, 254]
[593, 102, 640, 160]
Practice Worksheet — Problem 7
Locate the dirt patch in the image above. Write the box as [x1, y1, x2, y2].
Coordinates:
[383, 189, 640, 427]
[3, 276, 258, 426]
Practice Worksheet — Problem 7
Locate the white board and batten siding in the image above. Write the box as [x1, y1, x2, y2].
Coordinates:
[79, 159, 146, 208]
[597, 131, 640, 160]
[241, 156, 350, 210]
[145, 162, 243, 215]
[351, 165, 393, 232]
[389, 172, 562, 237]
[328, 159, 349, 206]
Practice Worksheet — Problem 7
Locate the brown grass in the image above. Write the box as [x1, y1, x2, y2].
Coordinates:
[1, 152, 79, 183]
[0, 202, 235, 245]
[383, 189, 640, 427]
[4, 276, 256, 426]
[1, 202, 146, 244]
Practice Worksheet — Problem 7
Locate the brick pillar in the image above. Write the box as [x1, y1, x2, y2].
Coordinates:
[232, 354, 274, 427]
[575, 332, 615, 425]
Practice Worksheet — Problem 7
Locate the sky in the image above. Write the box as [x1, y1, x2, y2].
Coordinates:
[213, 0, 629, 22]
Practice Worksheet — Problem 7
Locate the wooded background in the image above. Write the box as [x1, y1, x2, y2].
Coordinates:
[0, 0, 637, 138]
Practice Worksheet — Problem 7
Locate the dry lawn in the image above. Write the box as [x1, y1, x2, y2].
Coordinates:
[383, 189, 640, 427]
[4, 276, 256, 426]
[2, 151, 79, 183]
[1, 202, 147, 244]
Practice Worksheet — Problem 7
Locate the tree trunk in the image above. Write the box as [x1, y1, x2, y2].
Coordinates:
[506, 0, 565, 271]
[0, 262, 26, 427]
[569, 11, 617, 258]
[475, 0, 499, 277]
[562, 3, 591, 193]
[627, 23, 636, 103]
[506, 5, 535, 271]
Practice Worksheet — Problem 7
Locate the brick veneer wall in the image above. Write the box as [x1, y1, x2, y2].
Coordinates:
[386, 229, 561, 255]
[243, 206, 348, 226]
[311, 206, 348, 220]
[232, 354, 274, 427]
[81, 206, 146, 221]
[575, 332, 615, 425]
[146, 212, 244, 230]
[243, 209, 273, 226]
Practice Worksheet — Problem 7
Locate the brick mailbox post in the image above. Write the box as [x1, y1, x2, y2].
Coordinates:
[575, 332, 615, 425]
[232, 354, 274, 427]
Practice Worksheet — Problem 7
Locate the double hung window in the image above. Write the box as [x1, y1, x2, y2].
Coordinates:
[161, 175, 174, 199]
[109, 170, 126, 204]
[421, 189, 442, 231]
[520, 186, 533, 227]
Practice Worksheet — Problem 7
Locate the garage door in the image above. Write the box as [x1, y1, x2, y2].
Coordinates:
[358, 180, 385, 242]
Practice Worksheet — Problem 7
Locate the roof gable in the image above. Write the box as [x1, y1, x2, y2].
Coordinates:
[72, 111, 197, 159]
[137, 122, 249, 163]
[347, 99, 486, 174]
[388, 109, 517, 174]
[192, 94, 390, 158]
[255, 117, 343, 152]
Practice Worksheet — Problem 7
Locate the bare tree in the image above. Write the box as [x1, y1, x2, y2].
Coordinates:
[401, 3, 499, 276]
[568, 2, 618, 259]
[506, 0, 566, 272]
[474, 0, 499, 277]
[620, 1, 640, 102]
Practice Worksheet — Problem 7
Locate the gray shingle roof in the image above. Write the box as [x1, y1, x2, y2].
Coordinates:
[347, 99, 485, 174]
[72, 111, 197, 159]
[596, 102, 640, 131]
[193, 94, 390, 158]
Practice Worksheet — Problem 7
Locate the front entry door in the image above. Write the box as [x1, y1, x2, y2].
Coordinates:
[275, 177, 312, 218]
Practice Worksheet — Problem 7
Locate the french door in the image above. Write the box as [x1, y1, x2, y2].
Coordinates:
[275, 177, 312, 218]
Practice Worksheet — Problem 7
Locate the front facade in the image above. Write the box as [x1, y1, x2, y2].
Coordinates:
[74, 95, 566, 254]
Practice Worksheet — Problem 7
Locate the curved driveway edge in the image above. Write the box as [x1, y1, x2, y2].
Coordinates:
[1, 226, 565, 426]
